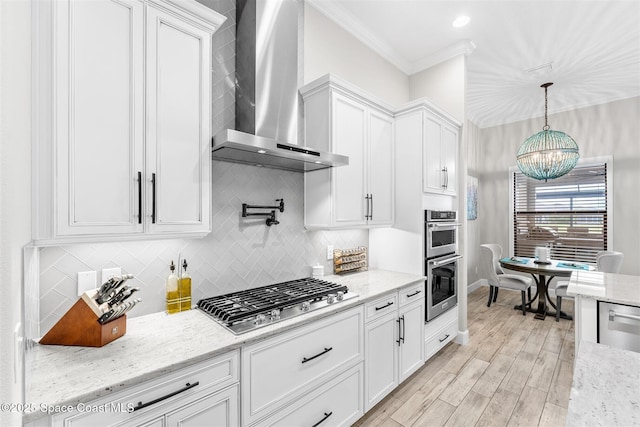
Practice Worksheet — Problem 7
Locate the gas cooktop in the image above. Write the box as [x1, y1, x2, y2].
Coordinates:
[197, 277, 358, 334]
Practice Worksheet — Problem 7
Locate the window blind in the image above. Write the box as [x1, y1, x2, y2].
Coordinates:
[513, 163, 607, 264]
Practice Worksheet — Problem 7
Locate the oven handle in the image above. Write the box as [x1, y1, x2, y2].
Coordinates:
[427, 222, 462, 228]
[430, 255, 463, 267]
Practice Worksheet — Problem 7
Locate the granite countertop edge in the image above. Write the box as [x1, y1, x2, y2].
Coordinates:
[24, 269, 425, 423]
[566, 271, 640, 307]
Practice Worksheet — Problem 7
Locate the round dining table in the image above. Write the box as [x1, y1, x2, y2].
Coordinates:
[499, 257, 595, 320]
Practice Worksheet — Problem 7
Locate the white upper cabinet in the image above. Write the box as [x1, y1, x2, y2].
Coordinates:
[146, 6, 213, 234]
[423, 112, 459, 196]
[33, 0, 224, 244]
[301, 75, 395, 230]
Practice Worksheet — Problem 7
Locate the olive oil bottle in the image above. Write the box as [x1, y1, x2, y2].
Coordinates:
[179, 259, 192, 311]
[166, 261, 180, 314]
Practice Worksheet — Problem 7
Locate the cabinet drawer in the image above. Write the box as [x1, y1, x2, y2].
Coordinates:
[54, 350, 239, 426]
[425, 318, 457, 360]
[242, 306, 364, 425]
[398, 281, 424, 307]
[255, 363, 364, 427]
[365, 293, 398, 321]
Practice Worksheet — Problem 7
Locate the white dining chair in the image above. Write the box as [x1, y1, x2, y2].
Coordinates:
[555, 250, 624, 321]
[480, 244, 533, 315]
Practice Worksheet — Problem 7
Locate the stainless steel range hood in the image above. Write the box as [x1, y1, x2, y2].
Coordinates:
[212, 0, 348, 172]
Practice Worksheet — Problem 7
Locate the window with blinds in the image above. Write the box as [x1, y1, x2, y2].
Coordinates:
[513, 162, 608, 264]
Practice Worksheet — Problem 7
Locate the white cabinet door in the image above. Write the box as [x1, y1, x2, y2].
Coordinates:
[398, 300, 425, 383]
[146, 6, 211, 234]
[166, 385, 239, 427]
[54, 0, 145, 237]
[332, 93, 367, 227]
[364, 311, 399, 410]
[368, 110, 394, 226]
[423, 113, 458, 196]
[423, 115, 445, 194]
[441, 124, 458, 196]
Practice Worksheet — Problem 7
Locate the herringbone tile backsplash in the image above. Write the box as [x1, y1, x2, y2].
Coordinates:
[38, 160, 368, 335]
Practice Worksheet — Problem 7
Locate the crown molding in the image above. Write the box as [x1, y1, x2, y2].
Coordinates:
[306, 0, 475, 76]
[306, 0, 413, 74]
[409, 40, 476, 75]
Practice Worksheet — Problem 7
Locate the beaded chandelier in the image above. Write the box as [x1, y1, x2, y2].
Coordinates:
[516, 83, 579, 181]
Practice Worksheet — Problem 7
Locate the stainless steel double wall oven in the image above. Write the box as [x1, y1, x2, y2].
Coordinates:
[425, 210, 461, 321]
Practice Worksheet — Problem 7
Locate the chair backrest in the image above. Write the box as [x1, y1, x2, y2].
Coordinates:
[596, 251, 624, 273]
[479, 244, 502, 286]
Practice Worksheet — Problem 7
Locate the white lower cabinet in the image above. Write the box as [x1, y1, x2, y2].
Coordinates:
[47, 351, 239, 427]
[425, 305, 459, 360]
[364, 281, 425, 411]
[241, 306, 364, 426]
[254, 363, 364, 427]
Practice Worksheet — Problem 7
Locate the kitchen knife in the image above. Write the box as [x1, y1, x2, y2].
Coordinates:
[106, 285, 131, 306]
[116, 287, 140, 305]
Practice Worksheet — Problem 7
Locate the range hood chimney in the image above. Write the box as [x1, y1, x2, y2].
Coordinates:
[212, 0, 348, 172]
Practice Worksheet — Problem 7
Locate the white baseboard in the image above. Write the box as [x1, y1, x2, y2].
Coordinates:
[467, 279, 487, 294]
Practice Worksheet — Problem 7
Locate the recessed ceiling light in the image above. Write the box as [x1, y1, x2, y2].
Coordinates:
[452, 16, 470, 28]
[257, 149, 266, 154]
[314, 161, 322, 164]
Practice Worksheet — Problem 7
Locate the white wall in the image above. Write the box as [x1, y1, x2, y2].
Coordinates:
[409, 55, 466, 123]
[303, 3, 409, 107]
[475, 97, 640, 276]
[1, 0, 32, 424]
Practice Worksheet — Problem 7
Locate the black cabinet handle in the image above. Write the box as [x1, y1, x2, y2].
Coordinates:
[439, 334, 450, 343]
[301, 347, 333, 364]
[370, 194, 374, 220]
[151, 173, 156, 224]
[401, 315, 405, 343]
[407, 290, 421, 298]
[311, 411, 333, 427]
[396, 318, 402, 346]
[137, 171, 142, 224]
[375, 301, 394, 311]
[132, 381, 199, 412]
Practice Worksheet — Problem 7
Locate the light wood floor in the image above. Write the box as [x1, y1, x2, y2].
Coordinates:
[353, 286, 575, 427]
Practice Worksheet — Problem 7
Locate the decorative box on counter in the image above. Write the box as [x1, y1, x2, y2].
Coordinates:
[333, 246, 368, 274]
[40, 275, 141, 347]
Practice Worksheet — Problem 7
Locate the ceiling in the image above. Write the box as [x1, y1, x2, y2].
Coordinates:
[308, 1, 640, 128]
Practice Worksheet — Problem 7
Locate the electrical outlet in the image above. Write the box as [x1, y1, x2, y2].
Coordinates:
[327, 244, 334, 260]
[101, 267, 121, 284]
[78, 271, 97, 296]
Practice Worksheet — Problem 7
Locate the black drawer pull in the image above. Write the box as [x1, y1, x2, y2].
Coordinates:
[375, 301, 394, 311]
[311, 411, 333, 427]
[439, 334, 450, 343]
[302, 347, 333, 364]
[406, 290, 421, 298]
[132, 381, 199, 412]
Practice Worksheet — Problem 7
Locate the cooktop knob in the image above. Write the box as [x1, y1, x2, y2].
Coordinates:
[336, 291, 344, 301]
[327, 293, 336, 304]
[255, 314, 267, 325]
[270, 309, 281, 320]
[301, 301, 311, 312]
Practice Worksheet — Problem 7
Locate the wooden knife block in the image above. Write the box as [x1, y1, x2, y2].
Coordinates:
[40, 292, 127, 347]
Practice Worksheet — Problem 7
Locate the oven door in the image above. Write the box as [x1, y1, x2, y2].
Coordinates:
[425, 222, 459, 259]
[426, 254, 462, 322]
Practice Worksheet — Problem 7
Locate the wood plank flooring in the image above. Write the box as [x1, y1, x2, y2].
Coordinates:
[353, 287, 575, 427]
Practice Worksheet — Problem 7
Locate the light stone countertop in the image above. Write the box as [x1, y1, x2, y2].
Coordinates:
[567, 341, 640, 426]
[24, 269, 424, 423]
[566, 271, 640, 306]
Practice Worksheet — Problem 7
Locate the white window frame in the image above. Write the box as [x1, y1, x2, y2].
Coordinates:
[508, 155, 613, 259]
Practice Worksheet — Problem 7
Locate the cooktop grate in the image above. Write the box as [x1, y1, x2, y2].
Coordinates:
[196, 277, 354, 334]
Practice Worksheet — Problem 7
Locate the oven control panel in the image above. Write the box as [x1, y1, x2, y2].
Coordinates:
[425, 210, 457, 222]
